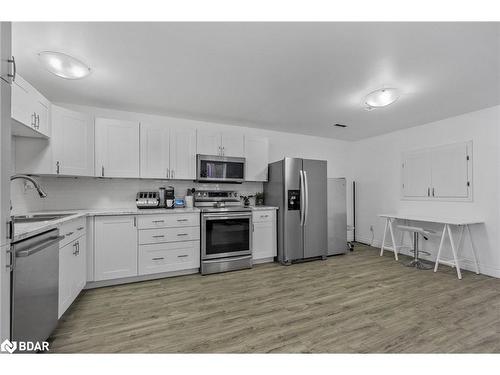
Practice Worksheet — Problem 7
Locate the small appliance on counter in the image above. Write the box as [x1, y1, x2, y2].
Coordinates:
[174, 198, 186, 208]
[136, 192, 160, 209]
[165, 186, 175, 209]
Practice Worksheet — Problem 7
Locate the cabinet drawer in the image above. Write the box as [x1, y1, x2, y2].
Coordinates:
[138, 241, 200, 275]
[137, 213, 200, 229]
[138, 226, 200, 245]
[252, 210, 275, 223]
[59, 217, 86, 248]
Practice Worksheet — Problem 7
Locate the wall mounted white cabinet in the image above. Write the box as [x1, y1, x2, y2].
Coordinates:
[197, 129, 244, 157]
[140, 122, 170, 179]
[140, 124, 196, 180]
[94, 215, 138, 281]
[95, 118, 140, 178]
[52, 105, 94, 176]
[244, 135, 269, 181]
[252, 210, 277, 261]
[11, 74, 51, 138]
[402, 141, 472, 200]
[170, 128, 197, 179]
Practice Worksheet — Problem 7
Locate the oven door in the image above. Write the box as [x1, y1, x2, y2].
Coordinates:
[197, 154, 245, 183]
[201, 212, 252, 259]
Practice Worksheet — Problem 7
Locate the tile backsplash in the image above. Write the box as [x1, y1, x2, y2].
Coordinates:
[10, 176, 264, 214]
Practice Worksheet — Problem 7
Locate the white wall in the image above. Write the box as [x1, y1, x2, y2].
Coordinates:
[12, 103, 352, 214]
[351, 105, 500, 277]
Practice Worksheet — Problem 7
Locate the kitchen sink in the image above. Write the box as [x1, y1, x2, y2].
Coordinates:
[12, 213, 75, 223]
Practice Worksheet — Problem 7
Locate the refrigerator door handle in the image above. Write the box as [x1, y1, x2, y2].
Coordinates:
[299, 169, 305, 226]
[303, 170, 309, 226]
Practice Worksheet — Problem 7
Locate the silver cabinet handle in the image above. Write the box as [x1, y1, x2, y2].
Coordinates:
[152, 220, 165, 223]
[36, 114, 40, 129]
[432, 187, 435, 197]
[177, 254, 188, 258]
[8, 56, 16, 82]
[152, 257, 164, 261]
[427, 187, 430, 197]
[152, 235, 165, 238]
[56, 161, 60, 174]
[77, 226, 85, 231]
[66, 231, 74, 236]
[133, 217, 137, 227]
[176, 219, 188, 222]
[73, 241, 78, 255]
[176, 233, 188, 236]
[172, 170, 174, 179]
[31, 113, 36, 127]
[167, 168, 170, 179]
[101, 166, 104, 177]
[222, 146, 225, 156]
[260, 214, 269, 218]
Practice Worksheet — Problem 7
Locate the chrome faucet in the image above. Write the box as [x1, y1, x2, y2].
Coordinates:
[10, 174, 47, 198]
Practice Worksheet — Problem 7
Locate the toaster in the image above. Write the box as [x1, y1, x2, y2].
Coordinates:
[136, 192, 160, 209]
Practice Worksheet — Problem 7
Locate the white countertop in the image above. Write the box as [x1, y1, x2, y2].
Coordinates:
[13, 206, 278, 242]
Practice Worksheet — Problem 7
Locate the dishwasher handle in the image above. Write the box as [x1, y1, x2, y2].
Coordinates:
[16, 235, 65, 258]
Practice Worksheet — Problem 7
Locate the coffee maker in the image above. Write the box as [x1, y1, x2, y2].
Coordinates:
[159, 186, 175, 209]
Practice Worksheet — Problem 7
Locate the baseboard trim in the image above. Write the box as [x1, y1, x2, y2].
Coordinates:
[356, 235, 500, 279]
[85, 268, 200, 289]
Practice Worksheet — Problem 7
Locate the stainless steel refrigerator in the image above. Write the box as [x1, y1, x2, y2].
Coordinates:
[328, 178, 348, 255]
[264, 158, 327, 264]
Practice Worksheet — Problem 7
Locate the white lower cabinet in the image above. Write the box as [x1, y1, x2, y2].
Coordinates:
[58, 225, 86, 318]
[139, 241, 200, 275]
[94, 215, 138, 281]
[252, 210, 277, 261]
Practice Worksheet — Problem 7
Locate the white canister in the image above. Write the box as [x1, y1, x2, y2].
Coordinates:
[185, 195, 193, 208]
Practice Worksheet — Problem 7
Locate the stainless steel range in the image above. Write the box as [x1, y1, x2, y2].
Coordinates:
[194, 190, 253, 275]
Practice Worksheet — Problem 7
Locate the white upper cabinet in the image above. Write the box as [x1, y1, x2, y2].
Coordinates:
[402, 141, 472, 200]
[140, 122, 170, 179]
[430, 142, 470, 198]
[197, 129, 221, 155]
[221, 132, 244, 157]
[402, 149, 431, 198]
[11, 74, 51, 138]
[244, 135, 269, 181]
[52, 105, 94, 176]
[95, 118, 140, 178]
[170, 128, 197, 180]
[197, 129, 244, 157]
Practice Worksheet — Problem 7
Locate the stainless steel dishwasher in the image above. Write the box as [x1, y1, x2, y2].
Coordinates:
[10, 228, 63, 344]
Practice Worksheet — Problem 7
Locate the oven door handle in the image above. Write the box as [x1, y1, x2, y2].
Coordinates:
[203, 213, 251, 219]
[203, 255, 251, 263]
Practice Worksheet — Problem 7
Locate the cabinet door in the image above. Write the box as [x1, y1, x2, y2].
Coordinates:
[170, 128, 197, 179]
[58, 240, 75, 318]
[33, 96, 50, 137]
[140, 123, 170, 179]
[11, 76, 33, 127]
[431, 142, 470, 198]
[94, 216, 138, 281]
[197, 129, 221, 155]
[402, 150, 431, 198]
[252, 221, 277, 260]
[52, 105, 94, 176]
[95, 118, 140, 178]
[73, 235, 87, 295]
[221, 132, 244, 157]
[244, 135, 269, 181]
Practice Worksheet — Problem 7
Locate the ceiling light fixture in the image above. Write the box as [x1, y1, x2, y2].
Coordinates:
[364, 87, 400, 110]
[38, 51, 91, 79]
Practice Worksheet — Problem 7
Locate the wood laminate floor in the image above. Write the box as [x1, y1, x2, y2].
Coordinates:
[48, 244, 500, 353]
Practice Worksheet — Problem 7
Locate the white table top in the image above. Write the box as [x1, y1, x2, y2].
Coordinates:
[378, 213, 484, 226]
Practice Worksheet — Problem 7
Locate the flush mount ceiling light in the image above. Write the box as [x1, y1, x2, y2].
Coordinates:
[364, 87, 400, 110]
[38, 51, 91, 79]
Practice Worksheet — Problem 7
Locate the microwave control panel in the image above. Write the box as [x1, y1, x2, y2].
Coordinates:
[287, 190, 300, 211]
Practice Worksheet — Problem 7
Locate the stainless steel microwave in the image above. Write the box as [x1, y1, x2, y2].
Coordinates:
[196, 154, 246, 183]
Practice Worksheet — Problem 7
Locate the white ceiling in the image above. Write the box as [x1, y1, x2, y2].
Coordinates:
[13, 22, 500, 141]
